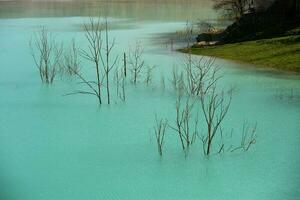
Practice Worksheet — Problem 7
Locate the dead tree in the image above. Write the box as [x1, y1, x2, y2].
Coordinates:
[171, 67, 180, 91]
[161, 74, 166, 90]
[183, 56, 257, 156]
[101, 19, 118, 104]
[171, 66, 185, 95]
[199, 84, 233, 156]
[120, 71, 126, 101]
[66, 18, 119, 105]
[30, 26, 63, 84]
[230, 121, 257, 152]
[79, 17, 104, 105]
[184, 54, 197, 94]
[172, 55, 217, 96]
[123, 52, 127, 77]
[61, 39, 80, 76]
[114, 68, 120, 98]
[184, 20, 194, 48]
[153, 116, 168, 157]
[114, 67, 126, 102]
[169, 95, 198, 152]
[128, 41, 145, 84]
[182, 54, 218, 96]
[65, 68, 102, 101]
[169, 55, 256, 157]
[66, 18, 103, 104]
[144, 65, 156, 85]
[175, 56, 232, 156]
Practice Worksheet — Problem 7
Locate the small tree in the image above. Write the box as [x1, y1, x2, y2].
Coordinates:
[169, 95, 198, 152]
[114, 67, 126, 102]
[61, 39, 80, 76]
[199, 85, 233, 156]
[144, 65, 156, 85]
[30, 26, 63, 84]
[128, 41, 145, 84]
[171, 67, 180, 91]
[179, 54, 218, 96]
[153, 116, 168, 157]
[184, 20, 194, 48]
[160, 74, 166, 90]
[230, 121, 257, 152]
[170, 66, 185, 94]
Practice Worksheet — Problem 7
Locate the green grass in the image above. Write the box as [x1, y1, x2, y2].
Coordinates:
[182, 35, 300, 73]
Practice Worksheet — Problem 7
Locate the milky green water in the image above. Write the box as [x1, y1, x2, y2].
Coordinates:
[0, 1, 300, 200]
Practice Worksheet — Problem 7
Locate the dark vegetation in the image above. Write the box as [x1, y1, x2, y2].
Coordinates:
[187, 0, 300, 72]
[200, 0, 300, 43]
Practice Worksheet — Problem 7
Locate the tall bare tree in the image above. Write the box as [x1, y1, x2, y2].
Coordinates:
[64, 18, 106, 104]
[101, 19, 118, 104]
[79, 17, 104, 104]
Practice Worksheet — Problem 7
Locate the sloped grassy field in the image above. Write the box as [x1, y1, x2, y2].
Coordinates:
[186, 35, 300, 72]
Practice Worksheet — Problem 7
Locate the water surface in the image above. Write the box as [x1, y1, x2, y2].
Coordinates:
[0, 1, 300, 200]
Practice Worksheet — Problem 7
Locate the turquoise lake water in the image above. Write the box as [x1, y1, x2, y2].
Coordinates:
[0, 1, 300, 199]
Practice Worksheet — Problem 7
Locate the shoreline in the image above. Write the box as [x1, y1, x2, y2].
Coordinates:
[179, 35, 300, 74]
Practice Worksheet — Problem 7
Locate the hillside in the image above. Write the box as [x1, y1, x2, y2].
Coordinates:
[189, 0, 300, 72]
[183, 34, 300, 72]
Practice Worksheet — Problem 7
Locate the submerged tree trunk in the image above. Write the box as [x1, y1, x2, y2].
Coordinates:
[123, 52, 127, 77]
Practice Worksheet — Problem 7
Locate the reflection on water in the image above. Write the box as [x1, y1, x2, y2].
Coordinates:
[0, 0, 215, 21]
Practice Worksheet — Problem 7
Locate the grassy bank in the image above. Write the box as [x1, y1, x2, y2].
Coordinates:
[181, 35, 300, 73]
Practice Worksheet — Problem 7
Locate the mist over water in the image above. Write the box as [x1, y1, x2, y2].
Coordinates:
[0, 1, 300, 200]
[0, 0, 215, 20]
